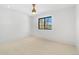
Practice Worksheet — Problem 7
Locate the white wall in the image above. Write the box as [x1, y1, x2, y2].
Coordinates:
[76, 5, 79, 51]
[32, 6, 76, 45]
[0, 7, 30, 43]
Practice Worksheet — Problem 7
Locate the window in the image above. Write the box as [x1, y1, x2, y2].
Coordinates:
[38, 16, 52, 30]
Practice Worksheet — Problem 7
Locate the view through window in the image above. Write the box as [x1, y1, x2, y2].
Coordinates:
[38, 16, 52, 30]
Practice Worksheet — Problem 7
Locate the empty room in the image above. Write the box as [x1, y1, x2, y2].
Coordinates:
[0, 4, 78, 55]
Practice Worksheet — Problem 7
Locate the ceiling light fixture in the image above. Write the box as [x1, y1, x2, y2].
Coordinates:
[32, 4, 36, 15]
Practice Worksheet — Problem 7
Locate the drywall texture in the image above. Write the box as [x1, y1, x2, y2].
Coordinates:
[0, 7, 30, 43]
[32, 6, 76, 45]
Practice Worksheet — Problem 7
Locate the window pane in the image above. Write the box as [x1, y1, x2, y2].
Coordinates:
[40, 18, 44, 25]
[44, 16, 52, 30]
[48, 25, 52, 30]
[40, 25, 44, 29]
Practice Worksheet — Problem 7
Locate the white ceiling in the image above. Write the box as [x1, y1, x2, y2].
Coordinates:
[0, 4, 75, 15]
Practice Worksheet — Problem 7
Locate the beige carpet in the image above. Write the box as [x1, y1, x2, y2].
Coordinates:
[0, 36, 77, 55]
